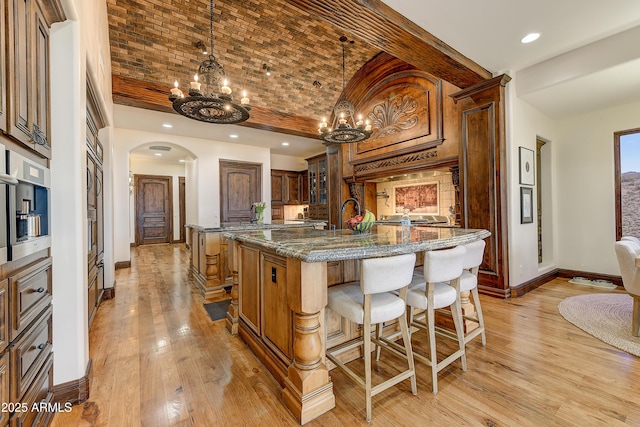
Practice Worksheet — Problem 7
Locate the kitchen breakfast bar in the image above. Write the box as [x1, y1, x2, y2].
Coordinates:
[223, 225, 491, 424]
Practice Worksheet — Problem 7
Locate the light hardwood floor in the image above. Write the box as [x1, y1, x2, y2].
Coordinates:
[52, 244, 640, 426]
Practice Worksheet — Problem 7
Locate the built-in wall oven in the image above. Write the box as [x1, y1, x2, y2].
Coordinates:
[0, 143, 17, 265]
[6, 149, 51, 261]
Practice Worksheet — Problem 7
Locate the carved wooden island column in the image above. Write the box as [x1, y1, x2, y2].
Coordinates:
[224, 225, 490, 424]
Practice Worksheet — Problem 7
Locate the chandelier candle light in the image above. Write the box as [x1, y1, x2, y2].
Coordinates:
[168, 0, 251, 124]
[318, 36, 372, 144]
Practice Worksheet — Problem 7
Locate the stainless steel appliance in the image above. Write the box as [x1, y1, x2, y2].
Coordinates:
[0, 143, 17, 265]
[6, 149, 51, 260]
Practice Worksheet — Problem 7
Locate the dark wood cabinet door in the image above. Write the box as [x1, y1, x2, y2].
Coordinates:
[135, 175, 173, 245]
[285, 173, 300, 204]
[7, 0, 33, 147]
[87, 152, 97, 266]
[271, 171, 284, 203]
[301, 170, 309, 203]
[0, 1, 7, 133]
[31, 1, 52, 158]
[220, 160, 261, 223]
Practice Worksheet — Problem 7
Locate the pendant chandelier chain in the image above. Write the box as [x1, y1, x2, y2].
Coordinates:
[167, 0, 251, 124]
[209, 0, 214, 57]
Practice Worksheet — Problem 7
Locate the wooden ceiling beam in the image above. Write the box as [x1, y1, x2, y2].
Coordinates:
[283, 0, 492, 88]
[112, 75, 320, 139]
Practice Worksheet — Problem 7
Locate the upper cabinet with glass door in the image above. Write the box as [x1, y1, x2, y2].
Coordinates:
[4, 0, 65, 159]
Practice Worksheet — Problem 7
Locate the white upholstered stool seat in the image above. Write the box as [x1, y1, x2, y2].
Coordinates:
[403, 245, 467, 394]
[328, 285, 406, 325]
[326, 253, 417, 422]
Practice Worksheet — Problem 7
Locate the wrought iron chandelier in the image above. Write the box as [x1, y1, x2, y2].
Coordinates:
[168, 0, 250, 124]
[318, 36, 372, 144]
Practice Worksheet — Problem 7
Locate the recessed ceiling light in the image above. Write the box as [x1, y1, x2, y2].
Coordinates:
[521, 33, 540, 44]
[229, 134, 238, 138]
[179, 159, 185, 163]
[162, 123, 173, 128]
[281, 142, 289, 146]
[154, 153, 162, 156]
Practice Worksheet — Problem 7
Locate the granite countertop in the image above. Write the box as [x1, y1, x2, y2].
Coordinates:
[186, 221, 325, 233]
[223, 225, 491, 263]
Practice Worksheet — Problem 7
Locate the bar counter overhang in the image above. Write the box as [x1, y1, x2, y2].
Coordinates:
[223, 225, 491, 424]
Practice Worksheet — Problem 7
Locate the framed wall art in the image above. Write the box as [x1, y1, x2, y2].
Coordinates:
[394, 182, 439, 214]
[520, 187, 533, 224]
[519, 146, 535, 186]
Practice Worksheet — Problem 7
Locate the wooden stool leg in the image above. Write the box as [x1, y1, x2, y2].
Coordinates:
[450, 297, 467, 372]
[471, 287, 486, 345]
[632, 295, 640, 337]
[364, 296, 373, 423]
[427, 303, 438, 394]
[398, 306, 417, 395]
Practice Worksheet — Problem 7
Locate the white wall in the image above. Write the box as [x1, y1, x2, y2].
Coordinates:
[555, 99, 640, 275]
[50, 0, 114, 385]
[507, 80, 558, 287]
[129, 158, 185, 242]
[509, 73, 640, 286]
[113, 128, 272, 263]
[271, 153, 308, 171]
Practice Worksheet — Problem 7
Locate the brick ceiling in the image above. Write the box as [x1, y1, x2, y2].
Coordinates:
[107, 0, 381, 122]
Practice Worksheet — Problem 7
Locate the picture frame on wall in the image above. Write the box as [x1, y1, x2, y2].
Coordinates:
[519, 147, 535, 186]
[520, 187, 533, 224]
[393, 182, 439, 214]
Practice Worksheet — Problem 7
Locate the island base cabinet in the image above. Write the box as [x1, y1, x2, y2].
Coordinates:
[238, 246, 260, 334]
[262, 255, 292, 361]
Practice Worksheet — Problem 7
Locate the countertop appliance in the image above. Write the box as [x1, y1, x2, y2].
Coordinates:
[6, 149, 51, 261]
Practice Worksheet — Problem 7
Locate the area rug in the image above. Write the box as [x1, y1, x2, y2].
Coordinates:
[558, 293, 640, 357]
[204, 300, 230, 322]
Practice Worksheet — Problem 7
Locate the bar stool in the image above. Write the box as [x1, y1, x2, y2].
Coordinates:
[452, 239, 487, 346]
[326, 253, 417, 422]
[405, 245, 467, 394]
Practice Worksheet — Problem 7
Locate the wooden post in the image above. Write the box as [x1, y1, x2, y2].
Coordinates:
[225, 239, 239, 335]
[282, 259, 335, 424]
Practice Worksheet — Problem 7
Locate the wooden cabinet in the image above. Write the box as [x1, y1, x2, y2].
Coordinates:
[285, 172, 300, 204]
[271, 170, 304, 206]
[306, 154, 328, 220]
[271, 206, 283, 222]
[0, 280, 8, 355]
[4, 0, 64, 159]
[300, 170, 309, 203]
[271, 171, 284, 203]
[0, 2, 7, 133]
[86, 79, 105, 327]
[262, 255, 291, 361]
[0, 352, 7, 427]
[8, 257, 51, 342]
[238, 245, 260, 334]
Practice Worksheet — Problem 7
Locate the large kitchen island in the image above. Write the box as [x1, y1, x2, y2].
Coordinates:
[223, 224, 490, 424]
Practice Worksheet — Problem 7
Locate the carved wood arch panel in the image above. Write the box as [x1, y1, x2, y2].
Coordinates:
[350, 73, 442, 165]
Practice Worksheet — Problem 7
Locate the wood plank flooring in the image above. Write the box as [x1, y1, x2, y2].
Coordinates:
[52, 244, 640, 426]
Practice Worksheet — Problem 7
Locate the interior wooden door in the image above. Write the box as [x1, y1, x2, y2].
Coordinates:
[220, 160, 262, 223]
[135, 175, 173, 245]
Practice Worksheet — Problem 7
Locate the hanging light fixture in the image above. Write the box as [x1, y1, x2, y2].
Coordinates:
[168, 0, 251, 124]
[318, 36, 372, 144]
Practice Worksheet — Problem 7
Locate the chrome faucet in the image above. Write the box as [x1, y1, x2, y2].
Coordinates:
[341, 198, 361, 217]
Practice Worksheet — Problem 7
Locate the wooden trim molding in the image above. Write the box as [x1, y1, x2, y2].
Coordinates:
[102, 286, 116, 300]
[510, 270, 559, 298]
[510, 268, 623, 298]
[557, 269, 623, 287]
[53, 359, 92, 405]
[115, 261, 131, 270]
